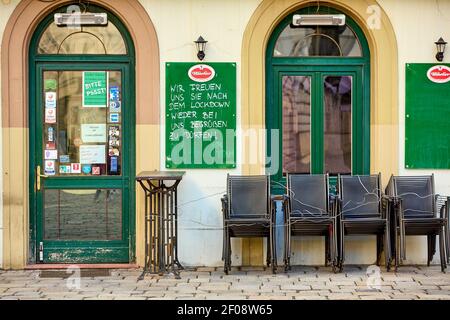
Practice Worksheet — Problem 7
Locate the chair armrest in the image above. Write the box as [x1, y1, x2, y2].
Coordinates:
[380, 194, 393, 219]
[435, 194, 448, 219]
[221, 195, 229, 220]
[333, 196, 342, 219]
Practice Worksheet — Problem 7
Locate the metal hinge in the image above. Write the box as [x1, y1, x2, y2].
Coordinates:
[39, 242, 44, 262]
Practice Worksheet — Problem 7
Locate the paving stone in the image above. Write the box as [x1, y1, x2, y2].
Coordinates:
[0, 266, 449, 300]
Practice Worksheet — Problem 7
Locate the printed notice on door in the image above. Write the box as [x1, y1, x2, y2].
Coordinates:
[80, 145, 106, 164]
[165, 63, 236, 169]
[81, 124, 107, 143]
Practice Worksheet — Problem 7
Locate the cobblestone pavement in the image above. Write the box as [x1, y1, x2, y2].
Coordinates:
[0, 265, 449, 300]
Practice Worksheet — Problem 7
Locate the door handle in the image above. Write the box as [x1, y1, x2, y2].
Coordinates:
[36, 165, 49, 191]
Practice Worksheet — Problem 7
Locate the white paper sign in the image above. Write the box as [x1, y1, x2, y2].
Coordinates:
[81, 124, 107, 143]
[79, 145, 106, 164]
[44, 149, 58, 160]
[45, 92, 57, 108]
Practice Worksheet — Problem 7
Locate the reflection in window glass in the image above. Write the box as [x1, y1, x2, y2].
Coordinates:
[274, 25, 362, 57]
[282, 76, 311, 174]
[323, 76, 352, 174]
[38, 21, 127, 54]
[44, 189, 122, 240]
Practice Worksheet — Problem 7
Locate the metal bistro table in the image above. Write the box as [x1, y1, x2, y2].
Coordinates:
[136, 171, 185, 279]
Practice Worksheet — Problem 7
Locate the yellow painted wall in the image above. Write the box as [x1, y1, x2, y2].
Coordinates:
[0, 0, 21, 269]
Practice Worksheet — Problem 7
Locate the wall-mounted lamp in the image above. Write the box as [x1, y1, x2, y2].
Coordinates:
[194, 36, 208, 61]
[435, 37, 447, 62]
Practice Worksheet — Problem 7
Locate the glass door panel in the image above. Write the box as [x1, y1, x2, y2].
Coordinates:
[323, 75, 352, 175]
[43, 70, 122, 177]
[282, 75, 311, 174]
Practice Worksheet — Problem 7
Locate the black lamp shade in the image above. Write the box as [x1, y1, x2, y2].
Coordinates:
[194, 36, 207, 61]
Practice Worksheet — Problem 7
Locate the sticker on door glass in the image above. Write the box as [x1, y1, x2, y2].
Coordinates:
[45, 108, 56, 124]
[45, 79, 57, 91]
[44, 160, 56, 175]
[92, 166, 102, 175]
[60, 155, 70, 163]
[109, 100, 121, 113]
[109, 113, 120, 123]
[45, 92, 57, 109]
[44, 149, 58, 160]
[47, 126, 55, 142]
[59, 165, 71, 174]
[82, 71, 108, 108]
[82, 165, 92, 174]
[71, 163, 81, 174]
[109, 86, 121, 113]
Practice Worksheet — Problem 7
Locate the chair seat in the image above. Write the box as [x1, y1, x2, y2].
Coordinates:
[403, 217, 445, 225]
[342, 217, 386, 235]
[225, 217, 270, 224]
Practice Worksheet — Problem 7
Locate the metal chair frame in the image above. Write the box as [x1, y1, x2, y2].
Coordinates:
[386, 174, 448, 272]
[282, 173, 338, 272]
[221, 175, 277, 274]
[336, 173, 392, 272]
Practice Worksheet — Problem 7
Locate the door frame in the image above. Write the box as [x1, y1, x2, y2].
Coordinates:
[265, 6, 371, 194]
[28, 6, 136, 264]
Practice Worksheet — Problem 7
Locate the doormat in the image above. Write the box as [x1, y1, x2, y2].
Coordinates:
[39, 269, 111, 278]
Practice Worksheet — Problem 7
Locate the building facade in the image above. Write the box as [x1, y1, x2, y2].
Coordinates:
[1, 0, 450, 269]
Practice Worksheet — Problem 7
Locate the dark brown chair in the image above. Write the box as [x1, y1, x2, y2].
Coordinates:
[221, 175, 277, 274]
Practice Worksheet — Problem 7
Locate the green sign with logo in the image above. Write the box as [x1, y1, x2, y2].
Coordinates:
[406, 63, 450, 169]
[83, 71, 107, 108]
[165, 62, 236, 169]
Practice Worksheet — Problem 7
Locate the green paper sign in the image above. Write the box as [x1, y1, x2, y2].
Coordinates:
[83, 71, 107, 108]
[165, 62, 236, 169]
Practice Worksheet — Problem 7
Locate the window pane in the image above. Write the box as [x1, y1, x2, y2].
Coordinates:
[323, 76, 352, 174]
[44, 189, 122, 240]
[38, 21, 127, 54]
[274, 25, 362, 57]
[43, 70, 122, 176]
[282, 76, 311, 174]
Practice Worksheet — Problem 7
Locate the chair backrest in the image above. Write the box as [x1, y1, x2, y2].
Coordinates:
[338, 174, 381, 219]
[286, 174, 329, 217]
[227, 175, 270, 218]
[387, 175, 435, 219]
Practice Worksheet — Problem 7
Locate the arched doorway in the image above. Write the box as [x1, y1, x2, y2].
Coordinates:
[266, 6, 370, 192]
[28, 4, 135, 263]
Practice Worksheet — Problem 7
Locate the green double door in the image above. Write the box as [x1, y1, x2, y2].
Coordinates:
[268, 65, 369, 191]
[30, 63, 134, 263]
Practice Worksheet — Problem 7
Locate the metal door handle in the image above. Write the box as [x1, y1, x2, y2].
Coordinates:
[36, 165, 48, 191]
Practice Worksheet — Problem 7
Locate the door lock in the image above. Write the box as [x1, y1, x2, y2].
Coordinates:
[36, 165, 49, 191]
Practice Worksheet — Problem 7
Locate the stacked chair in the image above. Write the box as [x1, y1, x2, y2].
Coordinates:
[386, 174, 448, 272]
[221, 175, 277, 274]
[221, 173, 448, 274]
[335, 174, 392, 272]
[282, 174, 337, 272]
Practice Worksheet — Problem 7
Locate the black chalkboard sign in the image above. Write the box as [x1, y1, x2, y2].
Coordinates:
[165, 63, 236, 169]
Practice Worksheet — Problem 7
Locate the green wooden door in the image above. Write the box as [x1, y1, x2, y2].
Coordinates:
[266, 6, 370, 194]
[29, 6, 135, 264]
